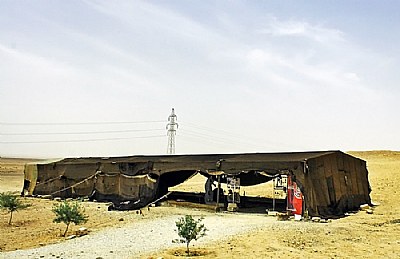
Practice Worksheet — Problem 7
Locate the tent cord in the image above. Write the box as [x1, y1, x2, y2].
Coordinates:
[35, 175, 62, 186]
[49, 171, 101, 196]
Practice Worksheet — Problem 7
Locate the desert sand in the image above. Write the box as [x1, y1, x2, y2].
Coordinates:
[0, 151, 399, 258]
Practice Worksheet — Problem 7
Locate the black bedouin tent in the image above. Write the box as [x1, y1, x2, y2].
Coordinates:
[23, 151, 371, 218]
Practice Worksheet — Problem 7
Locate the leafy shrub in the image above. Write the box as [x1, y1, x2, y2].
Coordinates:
[52, 200, 88, 236]
[0, 192, 30, 225]
[175, 215, 207, 255]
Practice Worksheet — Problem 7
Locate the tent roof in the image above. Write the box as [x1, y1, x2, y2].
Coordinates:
[56, 150, 348, 165]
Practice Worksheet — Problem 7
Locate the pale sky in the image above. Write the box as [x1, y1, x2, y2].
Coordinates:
[0, 1, 399, 158]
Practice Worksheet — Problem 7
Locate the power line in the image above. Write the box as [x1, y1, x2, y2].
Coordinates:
[0, 128, 165, 136]
[181, 121, 291, 149]
[182, 121, 240, 137]
[182, 121, 256, 144]
[179, 131, 266, 150]
[181, 124, 266, 148]
[0, 120, 165, 126]
[0, 135, 165, 144]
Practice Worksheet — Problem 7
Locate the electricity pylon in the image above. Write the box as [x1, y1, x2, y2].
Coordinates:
[166, 108, 178, 154]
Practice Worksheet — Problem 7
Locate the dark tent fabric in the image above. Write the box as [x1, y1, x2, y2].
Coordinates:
[24, 151, 371, 218]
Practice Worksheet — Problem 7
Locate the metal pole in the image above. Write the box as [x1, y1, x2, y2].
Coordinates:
[273, 178, 276, 211]
[215, 175, 221, 212]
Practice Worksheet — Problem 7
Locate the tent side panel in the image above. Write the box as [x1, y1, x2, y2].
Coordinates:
[347, 154, 359, 200]
[355, 160, 366, 196]
[333, 154, 347, 204]
[303, 158, 318, 216]
[95, 174, 119, 196]
[63, 163, 99, 179]
[93, 174, 158, 202]
[314, 156, 331, 207]
[358, 159, 371, 203]
[322, 155, 340, 205]
[354, 155, 370, 206]
[327, 153, 371, 215]
[306, 152, 372, 217]
[346, 154, 361, 208]
[35, 163, 66, 183]
[308, 154, 336, 217]
[33, 163, 67, 195]
[309, 155, 342, 217]
[24, 164, 38, 195]
[71, 177, 95, 197]
[336, 153, 351, 212]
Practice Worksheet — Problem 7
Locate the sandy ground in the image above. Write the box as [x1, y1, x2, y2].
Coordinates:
[0, 151, 399, 258]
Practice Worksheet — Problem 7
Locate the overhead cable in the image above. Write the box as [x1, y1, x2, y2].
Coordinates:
[179, 131, 266, 150]
[181, 121, 291, 149]
[0, 120, 165, 126]
[0, 128, 165, 136]
[0, 135, 165, 144]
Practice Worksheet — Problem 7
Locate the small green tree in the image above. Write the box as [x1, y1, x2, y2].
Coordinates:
[0, 192, 30, 225]
[52, 201, 88, 237]
[175, 215, 208, 255]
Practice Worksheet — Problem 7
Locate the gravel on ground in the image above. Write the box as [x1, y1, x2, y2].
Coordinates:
[1, 212, 275, 259]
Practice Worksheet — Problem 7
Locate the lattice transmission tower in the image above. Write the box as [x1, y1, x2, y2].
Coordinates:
[166, 108, 178, 154]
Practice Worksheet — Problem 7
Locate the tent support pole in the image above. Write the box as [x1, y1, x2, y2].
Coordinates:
[273, 177, 276, 211]
[215, 175, 221, 212]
